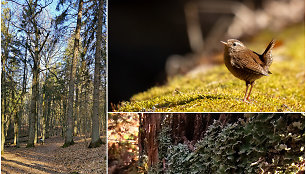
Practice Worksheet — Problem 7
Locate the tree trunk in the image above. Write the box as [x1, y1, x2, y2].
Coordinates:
[101, 89, 106, 136]
[42, 92, 48, 141]
[1, 104, 5, 154]
[64, 0, 83, 147]
[80, 48, 87, 136]
[27, 67, 38, 147]
[35, 91, 39, 144]
[14, 111, 21, 148]
[1, 75, 6, 153]
[74, 75, 79, 136]
[36, 83, 43, 142]
[1, 22, 9, 154]
[140, 113, 162, 167]
[15, 52, 27, 148]
[27, 13, 43, 147]
[89, 0, 104, 148]
[45, 95, 51, 139]
[84, 89, 90, 137]
[62, 98, 66, 137]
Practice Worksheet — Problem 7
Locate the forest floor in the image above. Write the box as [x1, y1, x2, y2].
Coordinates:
[1, 136, 106, 174]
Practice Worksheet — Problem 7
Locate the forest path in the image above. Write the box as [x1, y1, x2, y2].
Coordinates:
[1, 136, 106, 174]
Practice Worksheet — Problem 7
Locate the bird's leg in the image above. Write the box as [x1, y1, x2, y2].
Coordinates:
[246, 81, 255, 101]
[243, 82, 250, 102]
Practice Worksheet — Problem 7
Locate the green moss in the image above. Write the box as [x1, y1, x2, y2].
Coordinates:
[117, 24, 305, 112]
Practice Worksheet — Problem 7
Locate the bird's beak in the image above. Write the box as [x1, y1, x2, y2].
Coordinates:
[220, 41, 227, 45]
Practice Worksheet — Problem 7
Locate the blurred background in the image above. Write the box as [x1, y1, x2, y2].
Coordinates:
[108, 0, 304, 107]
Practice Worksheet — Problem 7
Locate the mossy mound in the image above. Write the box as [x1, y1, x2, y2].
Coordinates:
[117, 24, 305, 112]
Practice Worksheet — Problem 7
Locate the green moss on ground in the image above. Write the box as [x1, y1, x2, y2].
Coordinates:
[117, 24, 305, 112]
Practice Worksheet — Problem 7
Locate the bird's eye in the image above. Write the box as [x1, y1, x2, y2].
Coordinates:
[233, 43, 236, 46]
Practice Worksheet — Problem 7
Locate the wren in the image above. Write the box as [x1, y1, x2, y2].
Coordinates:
[221, 39, 275, 102]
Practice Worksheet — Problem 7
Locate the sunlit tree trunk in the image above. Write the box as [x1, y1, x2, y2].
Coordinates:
[35, 86, 40, 144]
[27, 15, 42, 147]
[1, 109, 5, 154]
[89, 0, 104, 148]
[1, 10, 10, 153]
[62, 98, 66, 137]
[64, 0, 83, 147]
[1, 50, 7, 154]
[28, 20, 41, 147]
[15, 53, 27, 148]
[13, 111, 21, 148]
[27, 61, 39, 147]
[45, 95, 51, 139]
[1, 80, 6, 153]
[36, 83, 44, 142]
[42, 91, 48, 141]
[74, 74, 79, 136]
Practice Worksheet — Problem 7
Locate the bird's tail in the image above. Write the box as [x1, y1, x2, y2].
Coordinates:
[263, 39, 276, 67]
[263, 39, 276, 56]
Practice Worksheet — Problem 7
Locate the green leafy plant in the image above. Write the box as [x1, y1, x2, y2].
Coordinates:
[153, 114, 305, 173]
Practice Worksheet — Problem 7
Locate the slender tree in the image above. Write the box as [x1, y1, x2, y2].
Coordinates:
[1, 1, 12, 154]
[64, 0, 83, 147]
[88, 0, 103, 148]
[1, 0, 22, 152]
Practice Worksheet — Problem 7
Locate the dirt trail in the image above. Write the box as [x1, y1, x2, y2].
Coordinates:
[1, 136, 106, 174]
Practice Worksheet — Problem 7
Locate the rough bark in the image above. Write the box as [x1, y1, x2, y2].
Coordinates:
[140, 113, 162, 167]
[1, 99, 5, 154]
[27, 65, 39, 148]
[1, 58, 7, 154]
[27, 11, 40, 148]
[89, 0, 104, 148]
[80, 48, 88, 135]
[1, 15, 10, 153]
[15, 54, 27, 147]
[64, 0, 83, 147]
[36, 83, 43, 143]
[45, 95, 51, 139]
[74, 76, 79, 136]
[13, 111, 21, 148]
[42, 91, 48, 141]
[27, 66, 38, 147]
